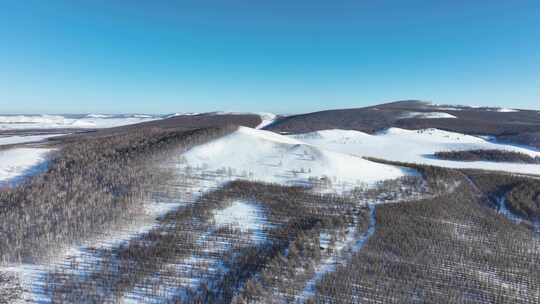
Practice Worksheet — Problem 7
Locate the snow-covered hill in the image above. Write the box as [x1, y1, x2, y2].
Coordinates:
[182, 127, 413, 190]
[291, 128, 540, 175]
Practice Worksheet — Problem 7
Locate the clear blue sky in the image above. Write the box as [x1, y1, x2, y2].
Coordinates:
[1, 0, 539, 114]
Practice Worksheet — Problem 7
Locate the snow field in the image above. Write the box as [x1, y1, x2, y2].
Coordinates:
[291, 128, 540, 176]
[0, 114, 160, 130]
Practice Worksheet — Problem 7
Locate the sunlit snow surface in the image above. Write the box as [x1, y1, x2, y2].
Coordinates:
[291, 128, 540, 176]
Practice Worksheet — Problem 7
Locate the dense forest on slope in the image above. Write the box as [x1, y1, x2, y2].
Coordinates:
[0, 125, 236, 264]
[314, 180, 540, 303]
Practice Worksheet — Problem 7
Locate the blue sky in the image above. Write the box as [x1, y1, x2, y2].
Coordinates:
[0, 1, 539, 114]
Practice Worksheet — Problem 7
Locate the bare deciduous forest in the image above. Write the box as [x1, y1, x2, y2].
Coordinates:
[0, 125, 236, 264]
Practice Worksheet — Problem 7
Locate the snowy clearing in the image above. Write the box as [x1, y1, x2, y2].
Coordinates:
[291, 128, 540, 176]
[212, 200, 268, 242]
[182, 127, 413, 191]
[0, 148, 50, 185]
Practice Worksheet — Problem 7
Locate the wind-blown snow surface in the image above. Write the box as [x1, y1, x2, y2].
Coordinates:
[0, 114, 160, 130]
[0, 148, 50, 185]
[182, 127, 412, 190]
[291, 128, 540, 176]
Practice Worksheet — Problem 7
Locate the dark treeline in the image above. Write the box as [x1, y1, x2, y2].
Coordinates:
[434, 149, 540, 164]
[464, 170, 540, 223]
[0, 125, 237, 264]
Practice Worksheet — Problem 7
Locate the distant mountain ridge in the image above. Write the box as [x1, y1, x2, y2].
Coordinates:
[264, 100, 540, 149]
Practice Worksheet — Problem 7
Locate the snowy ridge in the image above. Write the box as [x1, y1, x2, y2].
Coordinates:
[182, 127, 412, 190]
[292, 128, 540, 176]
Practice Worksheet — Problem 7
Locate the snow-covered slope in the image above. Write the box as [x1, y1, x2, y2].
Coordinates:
[0, 114, 160, 130]
[291, 128, 540, 175]
[0, 148, 50, 185]
[182, 127, 412, 189]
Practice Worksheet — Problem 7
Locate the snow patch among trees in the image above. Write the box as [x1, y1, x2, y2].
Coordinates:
[212, 200, 268, 243]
